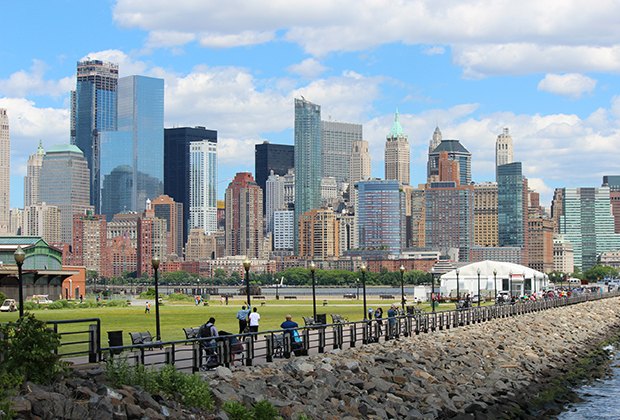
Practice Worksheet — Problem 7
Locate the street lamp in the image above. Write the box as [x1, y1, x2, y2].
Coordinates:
[456, 268, 460, 302]
[361, 264, 367, 320]
[509, 271, 513, 298]
[493, 269, 498, 303]
[243, 258, 252, 308]
[310, 262, 317, 321]
[399, 265, 406, 312]
[431, 266, 436, 313]
[477, 268, 481, 307]
[14, 246, 25, 318]
[151, 256, 161, 341]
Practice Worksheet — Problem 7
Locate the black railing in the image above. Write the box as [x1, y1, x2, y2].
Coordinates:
[34, 290, 619, 370]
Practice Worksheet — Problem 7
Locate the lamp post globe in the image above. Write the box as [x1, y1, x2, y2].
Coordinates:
[310, 262, 317, 321]
[399, 265, 406, 312]
[14, 246, 26, 318]
[243, 258, 251, 308]
[361, 264, 367, 320]
[151, 256, 161, 341]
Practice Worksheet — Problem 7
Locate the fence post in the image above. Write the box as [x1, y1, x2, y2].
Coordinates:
[245, 336, 254, 366]
[266, 335, 273, 363]
[350, 324, 357, 347]
[88, 324, 97, 363]
[318, 327, 325, 353]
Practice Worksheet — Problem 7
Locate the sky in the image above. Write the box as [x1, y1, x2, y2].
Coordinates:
[2, 0, 620, 209]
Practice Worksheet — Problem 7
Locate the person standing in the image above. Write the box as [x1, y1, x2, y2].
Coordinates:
[387, 304, 397, 338]
[145, 301, 151, 314]
[248, 307, 260, 340]
[374, 307, 384, 336]
[236, 305, 250, 334]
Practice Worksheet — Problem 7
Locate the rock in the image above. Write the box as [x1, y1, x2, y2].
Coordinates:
[125, 403, 144, 419]
[215, 366, 233, 380]
[285, 359, 315, 376]
[143, 407, 165, 419]
[10, 397, 31, 416]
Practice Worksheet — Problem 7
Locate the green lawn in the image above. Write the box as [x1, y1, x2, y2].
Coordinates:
[0, 297, 441, 345]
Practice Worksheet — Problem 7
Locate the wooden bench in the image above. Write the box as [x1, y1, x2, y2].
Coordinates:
[183, 327, 201, 340]
[302, 316, 317, 326]
[331, 314, 348, 323]
[283, 296, 297, 300]
[343, 293, 356, 299]
[379, 294, 395, 300]
[323, 299, 328, 306]
[254, 296, 266, 299]
[129, 331, 154, 345]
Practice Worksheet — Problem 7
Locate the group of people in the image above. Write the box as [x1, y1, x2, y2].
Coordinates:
[367, 304, 400, 339]
[236, 305, 261, 339]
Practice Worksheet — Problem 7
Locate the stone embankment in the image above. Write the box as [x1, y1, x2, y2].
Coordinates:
[208, 298, 620, 419]
[9, 298, 620, 419]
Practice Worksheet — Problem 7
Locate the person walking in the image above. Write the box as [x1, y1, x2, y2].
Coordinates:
[387, 304, 398, 339]
[145, 301, 151, 314]
[374, 307, 384, 336]
[236, 305, 250, 334]
[248, 307, 260, 340]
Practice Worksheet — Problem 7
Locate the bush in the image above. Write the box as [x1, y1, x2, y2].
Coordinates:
[222, 400, 282, 420]
[0, 291, 6, 302]
[167, 293, 194, 302]
[106, 359, 213, 410]
[139, 288, 156, 299]
[104, 299, 128, 307]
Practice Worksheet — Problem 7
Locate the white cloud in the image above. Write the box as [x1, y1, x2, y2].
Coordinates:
[537, 73, 597, 98]
[422, 46, 445, 56]
[0, 60, 73, 98]
[287, 58, 327, 78]
[80, 50, 151, 77]
[146, 31, 196, 48]
[114, 0, 620, 75]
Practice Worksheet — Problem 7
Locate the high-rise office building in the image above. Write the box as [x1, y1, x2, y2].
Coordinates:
[189, 140, 218, 235]
[151, 194, 184, 258]
[384, 110, 410, 185]
[603, 176, 620, 234]
[497, 163, 527, 249]
[164, 126, 218, 244]
[557, 187, 620, 270]
[72, 212, 107, 274]
[100, 75, 164, 219]
[427, 126, 442, 182]
[185, 228, 218, 261]
[40, 145, 92, 244]
[225, 172, 263, 258]
[527, 215, 554, 273]
[428, 139, 472, 186]
[273, 210, 294, 251]
[24, 141, 45, 207]
[357, 180, 405, 253]
[298, 208, 339, 259]
[349, 139, 371, 210]
[550, 188, 564, 234]
[23, 203, 61, 243]
[265, 171, 285, 235]
[137, 203, 167, 277]
[0, 109, 9, 233]
[495, 128, 514, 180]
[255, 142, 294, 212]
[410, 186, 426, 248]
[294, 98, 322, 251]
[321, 120, 362, 184]
[474, 182, 499, 247]
[72, 60, 119, 212]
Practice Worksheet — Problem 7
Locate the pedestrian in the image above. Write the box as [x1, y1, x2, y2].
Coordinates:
[374, 307, 383, 335]
[225, 295, 229, 305]
[79, 295, 83, 304]
[368, 307, 373, 320]
[387, 304, 398, 339]
[145, 301, 151, 314]
[236, 305, 250, 334]
[248, 307, 260, 340]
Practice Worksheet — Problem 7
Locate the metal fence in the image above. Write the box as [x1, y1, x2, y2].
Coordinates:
[21, 290, 619, 371]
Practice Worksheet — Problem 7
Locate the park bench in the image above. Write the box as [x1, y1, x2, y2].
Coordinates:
[302, 316, 317, 326]
[283, 296, 297, 300]
[129, 331, 154, 346]
[343, 293, 356, 299]
[183, 327, 201, 340]
[379, 294, 395, 299]
[331, 314, 348, 323]
[254, 296, 266, 299]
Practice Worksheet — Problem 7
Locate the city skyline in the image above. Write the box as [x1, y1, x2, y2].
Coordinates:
[2, 1, 620, 210]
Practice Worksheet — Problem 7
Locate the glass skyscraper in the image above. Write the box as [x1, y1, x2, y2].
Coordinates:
[100, 75, 164, 220]
[294, 98, 322, 251]
[321, 120, 362, 184]
[428, 140, 472, 185]
[71, 60, 119, 213]
[497, 162, 525, 247]
[254, 142, 294, 213]
[357, 180, 405, 254]
[189, 140, 218, 235]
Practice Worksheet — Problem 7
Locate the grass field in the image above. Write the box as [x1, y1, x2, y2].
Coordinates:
[0, 296, 440, 344]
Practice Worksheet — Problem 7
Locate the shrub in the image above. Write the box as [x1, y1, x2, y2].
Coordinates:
[139, 288, 156, 299]
[223, 401, 253, 420]
[104, 299, 128, 307]
[0, 291, 6, 302]
[167, 293, 194, 302]
[222, 400, 282, 420]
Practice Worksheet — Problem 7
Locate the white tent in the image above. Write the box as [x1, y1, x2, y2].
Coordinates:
[439, 260, 548, 299]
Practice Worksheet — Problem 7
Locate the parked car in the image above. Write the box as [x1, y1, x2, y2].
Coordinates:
[30, 295, 53, 304]
[0, 299, 17, 312]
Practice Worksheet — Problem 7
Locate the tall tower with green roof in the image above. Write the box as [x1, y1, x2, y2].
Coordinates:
[384, 110, 410, 185]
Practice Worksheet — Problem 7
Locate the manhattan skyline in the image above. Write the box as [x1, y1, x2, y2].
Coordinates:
[2, 1, 620, 210]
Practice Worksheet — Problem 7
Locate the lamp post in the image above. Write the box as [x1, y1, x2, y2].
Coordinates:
[493, 269, 497, 303]
[243, 258, 252, 308]
[477, 268, 481, 307]
[356, 280, 360, 300]
[399, 265, 406, 312]
[152, 256, 161, 341]
[310, 262, 317, 321]
[361, 264, 367, 320]
[456, 268, 460, 302]
[14, 246, 25, 318]
[431, 267, 436, 313]
[509, 271, 513, 298]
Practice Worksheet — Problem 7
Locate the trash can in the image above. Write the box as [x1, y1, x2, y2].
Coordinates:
[108, 330, 123, 355]
[316, 313, 327, 325]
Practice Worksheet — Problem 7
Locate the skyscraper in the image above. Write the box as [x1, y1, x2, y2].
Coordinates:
[100, 75, 164, 219]
[265, 171, 285, 235]
[294, 98, 322, 251]
[357, 180, 406, 253]
[164, 126, 218, 244]
[473, 182, 498, 247]
[151, 194, 184, 258]
[495, 128, 514, 180]
[558, 187, 620, 270]
[602, 176, 620, 234]
[40, 145, 92, 244]
[72, 60, 119, 212]
[23, 203, 61, 244]
[72, 212, 107, 274]
[428, 139, 472, 186]
[225, 172, 263, 258]
[189, 140, 218, 235]
[349, 140, 371, 209]
[497, 162, 526, 248]
[321, 120, 362, 184]
[427, 126, 442, 182]
[298, 208, 339, 259]
[24, 141, 45, 207]
[254, 142, 294, 212]
[384, 110, 410, 185]
[0, 109, 9, 233]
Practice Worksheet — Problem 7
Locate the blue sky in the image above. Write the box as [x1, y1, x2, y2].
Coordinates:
[2, 0, 620, 208]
